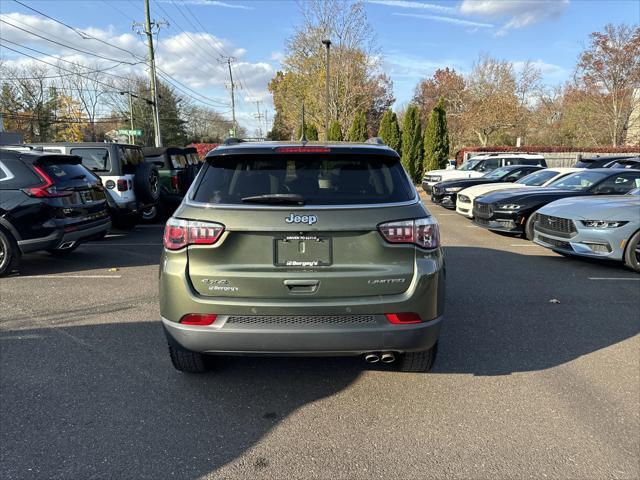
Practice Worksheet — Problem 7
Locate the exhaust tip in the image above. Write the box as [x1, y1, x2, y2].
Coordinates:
[364, 353, 380, 364]
[381, 352, 396, 363]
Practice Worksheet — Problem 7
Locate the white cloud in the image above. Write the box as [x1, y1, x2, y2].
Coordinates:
[460, 0, 569, 34]
[512, 60, 568, 80]
[367, 0, 456, 13]
[393, 12, 494, 28]
[157, 0, 253, 10]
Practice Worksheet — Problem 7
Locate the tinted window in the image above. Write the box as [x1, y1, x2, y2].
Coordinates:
[39, 160, 97, 188]
[70, 147, 110, 172]
[503, 168, 534, 181]
[0, 161, 8, 181]
[459, 159, 481, 171]
[592, 173, 640, 194]
[170, 154, 188, 169]
[483, 167, 512, 179]
[610, 160, 640, 170]
[193, 154, 415, 205]
[478, 159, 501, 172]
[145, 155, 166, 168]
[516, 169, 561, 186]
[548, 171, 609, 190]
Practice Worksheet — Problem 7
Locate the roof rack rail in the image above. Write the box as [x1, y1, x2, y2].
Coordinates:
[223, 137, 246, 146]
[365, 137, 385, 145]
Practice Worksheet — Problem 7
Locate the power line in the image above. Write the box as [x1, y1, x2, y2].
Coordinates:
[169, 0, 227, 59]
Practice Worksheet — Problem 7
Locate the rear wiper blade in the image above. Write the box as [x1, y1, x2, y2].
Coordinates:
[70, 174, 87, 180]
[241, 194, 306, 205]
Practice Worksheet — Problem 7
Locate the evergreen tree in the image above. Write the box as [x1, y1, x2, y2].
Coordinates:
[424, 97, 450, 171]
[377, 110, 401, 152]
[327, 119, 343, 141]
[347, 110, 367, 142]
[295, 123, 319, 140]
[401, 104, 423, 183]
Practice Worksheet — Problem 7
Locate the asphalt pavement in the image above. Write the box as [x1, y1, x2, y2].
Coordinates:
[1, 198, 639, 479]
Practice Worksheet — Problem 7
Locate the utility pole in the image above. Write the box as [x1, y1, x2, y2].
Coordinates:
[220, 57, 238, 137]
[254, 101, 265, 139]
[264, 109, 269, 138]
[321, 39, 332, 141]
[127, 91, 134, 145]
[134, 0, 165, 147]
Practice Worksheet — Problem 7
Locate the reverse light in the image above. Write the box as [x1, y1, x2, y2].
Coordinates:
[179, 313, 217, 325]
[275, 146, 330, 153]
[23, 165, 72, 198]
[163, 218, 225, 250]
[385, 313, 422, 324]
[378, 217, 440, 249]
[581, 220, 628, 228]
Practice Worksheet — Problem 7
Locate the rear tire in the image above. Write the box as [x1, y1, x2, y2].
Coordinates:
[524, 215, 535, 241]
[134, 163, 161, 204]
[0, 228, 20, 277]
[168, 342, 210, 373]
[141, 201, 166, 224]
[397, 342, 438, 372]
[623, 229, 640, 273]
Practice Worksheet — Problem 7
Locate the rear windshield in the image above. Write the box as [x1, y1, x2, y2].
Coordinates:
[516, 169, 560, 186]
[70, 147, 110, 173]
[193, 154, 415, 205]
[39, 159, 95, 187]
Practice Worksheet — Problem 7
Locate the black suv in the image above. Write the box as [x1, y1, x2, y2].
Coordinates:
[0, 148, 111, 276]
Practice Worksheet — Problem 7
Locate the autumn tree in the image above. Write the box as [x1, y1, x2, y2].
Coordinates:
[348, 109, 367, 142]
[401, 105, 423, 183]
[327, 119, 343, 140]
[377, 110, 401, 152]
[424, 97, 450, 171]
[575, 24, 640, 146]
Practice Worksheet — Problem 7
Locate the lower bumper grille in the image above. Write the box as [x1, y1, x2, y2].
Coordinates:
[225, 315, 378, 326]
[538, 235, 572, 250]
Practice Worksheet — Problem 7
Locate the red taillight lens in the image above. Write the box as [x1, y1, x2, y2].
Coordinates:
[385, 313, 422, 324]
[180, 313, 217, 325]
[163, 218, 225, 250]
[275, 146, 331, 153]
[117, 179, 128, 191]
[171, 175, 179, 190]
[378, 217, 440, 249]
[24, 165, 72, 198]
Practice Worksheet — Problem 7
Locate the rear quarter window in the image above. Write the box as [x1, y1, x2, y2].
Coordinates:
[70, 148, 110, 173]
[193, 154, 415, 206]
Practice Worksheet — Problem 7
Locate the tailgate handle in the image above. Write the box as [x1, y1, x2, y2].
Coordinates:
[284, 279, 319, 294]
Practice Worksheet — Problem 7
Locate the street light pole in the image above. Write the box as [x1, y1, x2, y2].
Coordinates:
[321, 39, 331, 141]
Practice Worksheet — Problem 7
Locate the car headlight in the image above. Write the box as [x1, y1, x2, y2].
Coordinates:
[497, 204, 522, 210]
[444, 187, 463, 193]
[581, 220, 628, 228]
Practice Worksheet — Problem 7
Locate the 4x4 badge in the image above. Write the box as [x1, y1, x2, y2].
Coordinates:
[285, 213, 317, 225]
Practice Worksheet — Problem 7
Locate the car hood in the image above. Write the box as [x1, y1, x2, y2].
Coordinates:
[425, 169, 484, 181]
[537, 196, 640, 221]
[437, 178, 500, 189]
[459, 182, 526, 198]
[476, 187, 581, 204]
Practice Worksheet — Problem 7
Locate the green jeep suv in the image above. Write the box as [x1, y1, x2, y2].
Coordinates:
[160, 141, 445, 373]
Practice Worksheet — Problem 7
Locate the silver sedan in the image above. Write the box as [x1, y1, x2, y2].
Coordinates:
[532, 188, 640, 272]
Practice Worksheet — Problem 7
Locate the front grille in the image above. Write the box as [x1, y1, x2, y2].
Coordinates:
[534, 214, 577, 238]
[474, 202, 492, 218]
[458, 194, 470, 203]
[538, 235, 572, 250]
[225, 315, 377, 326]
[474, 218, 490, 226]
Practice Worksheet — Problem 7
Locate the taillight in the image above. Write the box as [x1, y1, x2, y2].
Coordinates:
[385, 313, 422, 324]
[275, 146, 331, 153]
[180, 313, 217, 325]
[171, 175, 179, 190]
[378, 217, 440, 249]
[163, 218, 225, 250]
[117, 179, 128, 191]
[24, 165, 72, 198]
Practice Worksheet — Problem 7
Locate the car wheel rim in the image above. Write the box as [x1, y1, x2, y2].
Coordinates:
[142, 206, 157, 220]
[635, 241, 640, 263]
[150, 173, 159, 195]
[0, 240, 5, 265]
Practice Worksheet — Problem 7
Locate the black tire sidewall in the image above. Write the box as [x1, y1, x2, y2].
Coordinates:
[524, 215, 535, 241]
[134, 163, 161, 204]
[624, 230, 640, 272]
[0, 228, 18, 276]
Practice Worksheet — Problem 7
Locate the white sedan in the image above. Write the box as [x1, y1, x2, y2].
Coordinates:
[455, 167, 583, 218]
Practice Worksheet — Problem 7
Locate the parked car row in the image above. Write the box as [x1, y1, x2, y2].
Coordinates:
[0, 143, 203, 277]
[424, 154, 640, 272]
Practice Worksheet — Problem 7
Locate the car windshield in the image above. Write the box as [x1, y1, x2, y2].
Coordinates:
[193, 154, 415, 205]
[516, 169, 561, 186]
[458, 159, 481, 171]
[483, 167, 511, 179]
[547, 171, 608, 190]
[627, 187, 640, 196]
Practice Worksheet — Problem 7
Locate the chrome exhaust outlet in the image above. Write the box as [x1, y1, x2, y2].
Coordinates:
[381, 352, 396, 363]
[58, 241, 76, 250]
[364, 353, 380, 364]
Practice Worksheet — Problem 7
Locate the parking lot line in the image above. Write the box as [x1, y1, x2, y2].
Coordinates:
[588, 277, 640, 281]
[510, 244, 540, 247]
[16, 275, 122, 279]
[466, 225, 479, 228]
[435, 213, 458, 216]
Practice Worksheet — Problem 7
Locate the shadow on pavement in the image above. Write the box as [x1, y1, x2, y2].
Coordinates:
[435, 246, 639, 376]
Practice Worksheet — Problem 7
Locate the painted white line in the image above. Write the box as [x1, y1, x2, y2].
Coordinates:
[466, 225, 479, 228]
[16, 275, 122, 279]
[588, 277, 640, 281]
[510, 244, 539, 247]
[435, 213, 458, 216]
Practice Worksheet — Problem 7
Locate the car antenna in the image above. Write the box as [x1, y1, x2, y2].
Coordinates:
[299, 102, 308, 144]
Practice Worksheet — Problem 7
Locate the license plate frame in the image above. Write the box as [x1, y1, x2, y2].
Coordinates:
[274, 235, 332, 267]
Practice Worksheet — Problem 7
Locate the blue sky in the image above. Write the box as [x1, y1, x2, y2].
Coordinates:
[1, 0, 639, 134]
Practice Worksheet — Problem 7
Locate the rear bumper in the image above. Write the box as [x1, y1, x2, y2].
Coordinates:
[17, 217, 111, 253]
[162, 315, 442, 355]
